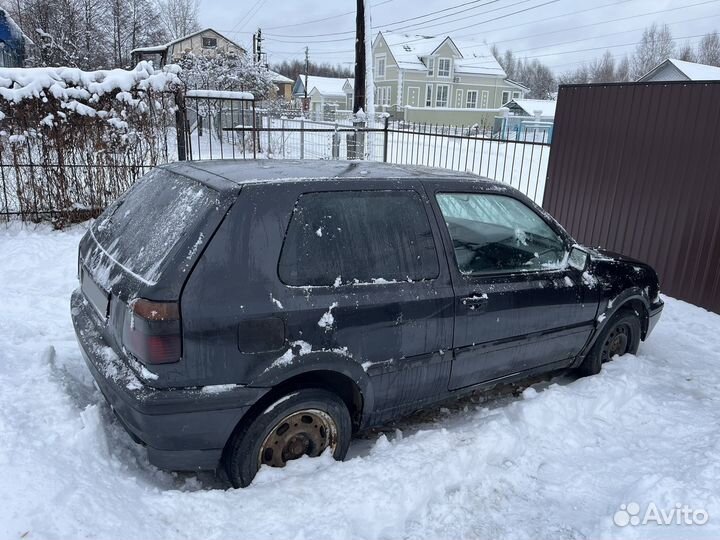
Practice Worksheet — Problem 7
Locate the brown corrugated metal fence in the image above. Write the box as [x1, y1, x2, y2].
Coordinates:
[544, 81, 720, 313]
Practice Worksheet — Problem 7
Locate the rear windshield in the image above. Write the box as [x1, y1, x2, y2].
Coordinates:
[90, 168, 218, 285]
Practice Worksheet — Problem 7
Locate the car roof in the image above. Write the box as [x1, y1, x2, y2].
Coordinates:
[161, 159, 505, 190]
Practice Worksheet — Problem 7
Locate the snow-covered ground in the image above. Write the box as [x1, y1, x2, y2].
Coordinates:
[2, 223, 719, 539]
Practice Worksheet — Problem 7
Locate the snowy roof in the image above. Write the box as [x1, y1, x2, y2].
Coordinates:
[298, 75, 353, 97]
[378, 31, 506, 77]
[131, 28, 245, 55]
[268, 70, 293, 84]
[667, 58, 720, 80]
[507, 99, 556, 118]
[0, 8, 33, 46]
[638, 58, 720, 82]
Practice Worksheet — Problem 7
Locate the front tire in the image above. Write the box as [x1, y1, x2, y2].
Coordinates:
[577, 310, 641, 377]
[224, 388, 352, 488]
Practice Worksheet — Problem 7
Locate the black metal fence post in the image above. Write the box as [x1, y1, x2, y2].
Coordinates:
[174, 90, 187, 161]
[382, 115, 389, 162]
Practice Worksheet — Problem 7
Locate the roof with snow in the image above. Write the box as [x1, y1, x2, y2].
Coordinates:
[378, 31, 506, 77]
[131, 28, 245, 56]
[269, 70, 293, 84]
[294, 75, 353, 97]
[638, 58, 720, 82]
[505, 99, 556, 118]
[0, 8, 32, 66]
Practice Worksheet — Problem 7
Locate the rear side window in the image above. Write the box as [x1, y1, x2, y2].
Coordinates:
[279, 190, 439, 286]
[90, 168, 219, 284]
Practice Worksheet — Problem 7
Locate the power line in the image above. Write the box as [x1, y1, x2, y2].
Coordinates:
[486, 0, 720, 46]
[266, 0, 505, 39]
[386, 0, 537, 34]
[261, 0, 395, 31]
[228, 0, 268, 34]
[264, 0, 561, 47]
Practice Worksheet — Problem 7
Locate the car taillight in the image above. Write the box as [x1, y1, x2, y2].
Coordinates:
[123, 298, 181, 365]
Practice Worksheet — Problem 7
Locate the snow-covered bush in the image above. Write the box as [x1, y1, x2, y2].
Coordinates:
[177, 50, 274, 105]
[0, 61, 181, 226]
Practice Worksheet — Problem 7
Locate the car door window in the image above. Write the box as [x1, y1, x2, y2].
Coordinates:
[436, 193, 567, 275]
[279, 190, 439, 286]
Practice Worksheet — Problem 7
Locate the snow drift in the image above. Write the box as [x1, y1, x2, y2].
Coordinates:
[0, 223, 719, 539]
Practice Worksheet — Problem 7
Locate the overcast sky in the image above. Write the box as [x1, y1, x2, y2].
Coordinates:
[201, 0, 720, 74]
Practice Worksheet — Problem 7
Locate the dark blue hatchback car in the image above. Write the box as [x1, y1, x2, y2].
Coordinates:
[72, 160, 663, 487]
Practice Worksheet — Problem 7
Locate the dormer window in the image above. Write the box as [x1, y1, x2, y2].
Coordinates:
[438, 58, 451, 77]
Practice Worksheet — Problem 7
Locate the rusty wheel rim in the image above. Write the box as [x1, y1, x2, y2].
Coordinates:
[258, 409, 338, 468]
[602, 322, 630, 362]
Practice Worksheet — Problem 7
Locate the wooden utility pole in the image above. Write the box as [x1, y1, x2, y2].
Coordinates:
[353, 0, 365, 114]
[256, 28, 263, 64]
[303, 47, 310, 113]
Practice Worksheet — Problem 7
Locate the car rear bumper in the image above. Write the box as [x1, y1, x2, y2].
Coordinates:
[71, 289, 267, 471]
[646, 298, 664, 339]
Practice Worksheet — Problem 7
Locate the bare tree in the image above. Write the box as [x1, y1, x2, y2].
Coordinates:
[615, 55, 630, 81]
[589, 50, 616, 83]
[696, 31, 720, 66]
[158, 0, 199, 40]
[558, 64, 590, 85]
[631, 23, 675, 79]
[677, 41, 697, 62]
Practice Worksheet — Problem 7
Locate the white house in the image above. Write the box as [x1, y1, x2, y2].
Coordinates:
[504, 98, 556, 121]
[292, 75, 354, 118]
[372, 31, 527, 124]
[637, 58, 720, 82]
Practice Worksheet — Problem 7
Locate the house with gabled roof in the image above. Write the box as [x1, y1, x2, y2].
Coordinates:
[637, 58, 720, 82]
[373, 31, 527, 124]
[0, 8, 32, 67]
[292, 75, 355, 117]
[131, 28, 246, 67]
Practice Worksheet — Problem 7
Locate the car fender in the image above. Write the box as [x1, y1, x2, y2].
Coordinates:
[246, 350, 376, 417]
[573, 288, 650, 367]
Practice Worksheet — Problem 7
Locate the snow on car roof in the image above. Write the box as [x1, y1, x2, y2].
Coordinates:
[163, 160, 501, 189]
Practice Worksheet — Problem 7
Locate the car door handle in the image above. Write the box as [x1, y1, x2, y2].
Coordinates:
[461, 293, 488, 310]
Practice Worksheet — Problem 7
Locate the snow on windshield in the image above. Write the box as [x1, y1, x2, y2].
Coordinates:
[89, 168, 215, 286]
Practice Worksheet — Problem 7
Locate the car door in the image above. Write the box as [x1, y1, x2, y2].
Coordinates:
[271, 181, 456, 414]
[425, 182, 599, 390]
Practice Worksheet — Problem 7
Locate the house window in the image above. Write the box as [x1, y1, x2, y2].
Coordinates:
[512, 91, 521, 99]
[455, 89, 463, 108]
[376, 86, 391, 106]
[438, 58, 451, 77]
[202, 37, 217, 48]
[501, 91, 511, 105]
[425, 84, 433, 107]
[466, 90, 478, 108]
[426, 57, 434, 76]
[376, 55, 386, 79]
[481, 90, 489, 108]
[435, 84, 449, 107]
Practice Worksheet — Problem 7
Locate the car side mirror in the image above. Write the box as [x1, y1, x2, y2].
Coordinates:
[568, 245, 589, 272]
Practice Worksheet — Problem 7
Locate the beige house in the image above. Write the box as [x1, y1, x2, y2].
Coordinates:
[131, 28, 245, 66]
[131, 29, 294, 99]
[373, 31, 527, 125]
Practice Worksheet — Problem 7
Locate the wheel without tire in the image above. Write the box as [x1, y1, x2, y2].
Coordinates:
[577, 310, 641, 377]
[224, 388, 352, 488]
